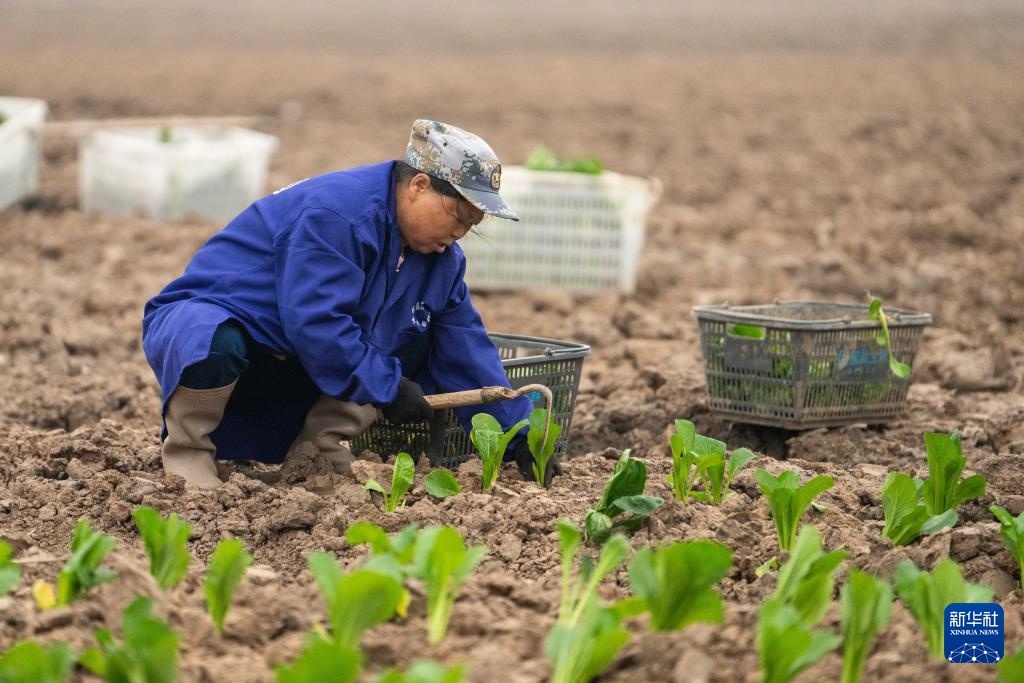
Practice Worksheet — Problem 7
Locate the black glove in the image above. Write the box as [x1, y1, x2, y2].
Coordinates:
[508, 439, 562, 486]
[382, 378, 434, 424]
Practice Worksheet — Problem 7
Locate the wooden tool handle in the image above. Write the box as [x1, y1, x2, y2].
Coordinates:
[424, 386, 520, 409]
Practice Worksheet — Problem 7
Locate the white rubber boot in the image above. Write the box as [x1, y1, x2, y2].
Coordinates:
[296, 395, 378, 475]
[161, 381, 237, 489]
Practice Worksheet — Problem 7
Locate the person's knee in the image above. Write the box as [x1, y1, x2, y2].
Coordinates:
[180, 321, 250, 389]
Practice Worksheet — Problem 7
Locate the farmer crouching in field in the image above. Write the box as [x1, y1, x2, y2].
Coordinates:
[142, 119, 554, 489]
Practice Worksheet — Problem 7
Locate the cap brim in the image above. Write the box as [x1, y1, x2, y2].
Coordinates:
[453, 185, 519, 221]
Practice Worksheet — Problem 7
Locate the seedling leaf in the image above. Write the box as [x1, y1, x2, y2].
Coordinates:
[275, 639, 361, 683]
[203, 538, 253, 636]
[133, 506, 192, 590]
[840, 569, 892, 683]
[425, 470, 461, 499]
[0, 641, 75, 683]
[56, 518, 117, 606]
[0, 541, 21, 596]
[628, 539, 732, 631]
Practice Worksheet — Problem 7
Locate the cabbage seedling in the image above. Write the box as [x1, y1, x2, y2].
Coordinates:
[668, 420, 755, 504]
[54, 518, 117, 606]
[275, 638, 361, 683]
[840, 569, 892, 683]
[881, 472, 956, 546]
[867, 296, 911, 378]
[756, 597, 840, 683]
[584, 450, 663, 544]
[771, 526, 847, 628]
[627, 539, 732, 631]
[365, 452, 416, 512]
[991, 505, 1024, 593]
[409, 526, 486, 645]
[425, 469, 461, 499]
[893, 558, 992, 659]
[527, 408, 562, 487]
[306, 552, 404, 648]
[0, 641, 75, 683]
[0, 540, 21, 596]
[470, 413, 528, 491]
[546, 520, 632, 683]
[79, 597, 179, 683]
[132, 506, 192, 590]
[376, 660, 466, 683]
[203, 538, 252, 636]
[755, 469, 834, 552]
[920, 430, 985, 517]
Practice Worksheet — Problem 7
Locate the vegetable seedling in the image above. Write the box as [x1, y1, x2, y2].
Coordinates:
[867, 296, 911, 378]
[306, 552, 404, 648]
[132, 505, 192, 590]
[527, 408, 562, 487]
[365, 452, 416, 512]
[920, 430, 985, 517]
[424, 469, 461, 499]
[755, 469, 834, 552]
[840, 569, 892, 683]
[546, 520, 632, 683]
[54, 518, 117, 606]
[756, 597, 840, 683]
[79, 597, 179, 683]
[524, 145, 603, 174]
[584, 450, 663, 544]
[203, 538, 253, 636]
[893, 558, 992, 659]
[469, 413, 528, 492]
[275, 638, 361, 683]
[668, 420, 755, 504]
[771, 525, 847, 629]
[0, 540, 21, 596]
[626, 539, 732, 631]
[376, 660, 466, 683]
[0, 641, 75, 683]
[409, 526, 486, 645]
[881, 472, 956, 546]
[991, 505, 1024, 593]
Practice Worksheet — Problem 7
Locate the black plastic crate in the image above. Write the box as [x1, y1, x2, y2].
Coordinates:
[351, 333, 590, 468]
[694, 301, 932, 429]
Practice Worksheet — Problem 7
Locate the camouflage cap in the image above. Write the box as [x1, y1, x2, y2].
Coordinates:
[404, 119, 519, 221]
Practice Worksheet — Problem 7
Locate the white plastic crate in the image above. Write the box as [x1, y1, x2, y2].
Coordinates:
[0, 97, 48, 211]
[79, 125, 279, 222]
[459, 166, 661, 293]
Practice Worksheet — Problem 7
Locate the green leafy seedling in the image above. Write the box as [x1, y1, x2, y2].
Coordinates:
[527, 408, 562, 487]
[757, 597, 840, 683]
[365, 452, 416, 512]
[424, 469, 461, 499]
[55, 518, 117, 606]
[409, 526, 487, 645]
[893, 558, 992, 659]
[132, 506, 192, 590]
[998, 645, 1024, 682]
[667, 420, 755, 504]
[307, 552, 403, 647]
[755, 469, 834, 552]
[991, 505, 1024, 593]
[376, 660, 466, 683]
[79, 597, 179, 683]
[772, 525, 848, 628]
[524, 145, 603, 174]
[546, 520, 632, 683]
[346, 521, 419, 566]
[0, 641, 75, 683]
[584, 450, 663, 544]
[867, 296, 911, 378]
[921, 430, 985, 517]
[840, 569, 892, 683]
[275, 638, 361, 683]
[203, 538, 253, 636]
[881, 472, 956, 546]
[470, 413, 528, 491]
[627, 539, 732, 631]
[667, 419, 701, 503]
[0, 540, 21, 596]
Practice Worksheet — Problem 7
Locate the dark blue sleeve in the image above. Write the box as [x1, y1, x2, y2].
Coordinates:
[274, 208, 401, 405]
[427, 255, 533, 435]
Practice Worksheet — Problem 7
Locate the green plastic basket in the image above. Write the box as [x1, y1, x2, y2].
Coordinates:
[351, 333, 590, 468]
[694, 301, 932, 429]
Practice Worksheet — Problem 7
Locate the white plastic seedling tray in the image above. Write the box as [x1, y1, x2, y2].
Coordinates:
[0, 97, 48, 211]
[459, 166, 661, 293]
[79, 125, 279, 222]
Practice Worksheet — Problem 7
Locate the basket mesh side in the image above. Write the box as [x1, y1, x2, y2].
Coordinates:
[352, 336, 587, 468]
[697, 302, 928, 428]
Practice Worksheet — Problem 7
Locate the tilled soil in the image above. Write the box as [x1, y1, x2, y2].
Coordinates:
[2, 3, 1024, 682]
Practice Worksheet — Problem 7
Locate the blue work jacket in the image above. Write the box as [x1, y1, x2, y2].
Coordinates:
[142, 161, 531, 462]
